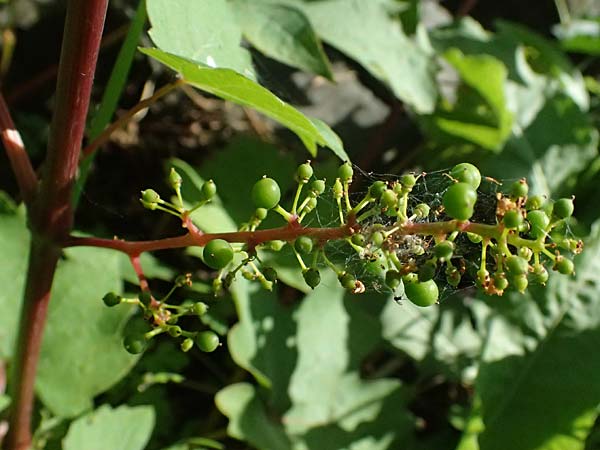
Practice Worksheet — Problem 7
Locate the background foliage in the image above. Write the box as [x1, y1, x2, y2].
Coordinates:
[1, 0, 600, 449]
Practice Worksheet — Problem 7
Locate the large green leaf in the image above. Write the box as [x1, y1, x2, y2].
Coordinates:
[467, 222, 600, 450]
[287, 0, 438, 113]
[141, 47, 347, 159]
[146, 0, 254, 77]
[232, 0, 333, 79]
[422, 49, 513, 151]
[63, 405, 155, 450]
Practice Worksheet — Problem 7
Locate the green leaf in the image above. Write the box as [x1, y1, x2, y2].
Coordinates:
[471, 222, 600, 450]
[422, 49, 513, 151]
[146, 0, 254, 77]
[141, 47, 344, 157]
[36, 246, 139, 417]
[288, 0, 437, 113]
[232, 0, 333, 79]
[63, 405, 155, 450]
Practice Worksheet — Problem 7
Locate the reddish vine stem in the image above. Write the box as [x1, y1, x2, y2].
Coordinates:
[5, 1, 109, 449]
[0, 93, 37, 203]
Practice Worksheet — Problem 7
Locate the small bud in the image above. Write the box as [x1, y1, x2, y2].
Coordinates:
[169, 168, 183, 190]
[268, 240, 286, 251]
[168, 326, 182, 337]
[338, 272, 356, 291]
[191, 302, 208, 317]
[303, 197, 317, 214]
[368, 181, 386, 200]
[255, 208, 268, 220]
[181, 338, 194, 352]
[310, 179, 326, 196]
[102, 292, 122, 307]
[333, 178, 343, 198]
[413, 203, 430, 219]
[200, 180, 217, 201]
[141, 189, 161, 204]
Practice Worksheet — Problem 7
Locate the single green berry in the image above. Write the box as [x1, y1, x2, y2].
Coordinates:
[255, 208, 268, 220]
[450, 163, 481, 189]
[385, 270, 402, 289]
[311, 179, 326, 196]
[181, 338, 194, 352]
[339, 273, 356, 291]
[513, 274, 528, 293]
[351, 233, 366, 247]
[200, 180, 217, 201]
[195, 330, 220, 352]
[418, 260, 437, 282]
[123, 334, 147, 354]
[297, 162, 313, 182]
[414, 203, 430, 219]
[294, 236, 314, 254]
[102, 292, 121, 307]
[203, 239, 234, 270]
[526, 195, 545, 211]
[400, 174, 417, 190]
[191, 302, 208, 317]
[369, 181, 386, 200]
[303, 197, 317, 214]
[404, 279, 439, 307]
[371, 231, 385, 247]
[443, 182, 477, 221]
[527, 210, 550, 239]
[553, 198, 574, 219]
[338, 162, 354, 182]
[303, 268, 321, 289]
[518, 246, 533, 261]
[467, 232, 483, 243]
[530, 264, 549, 284]
[493, 272, 509, 291]
[168, 326, 182, 337]
[262, 267, 278, 282]
[554, 257, 574, 275]
[503, 210, 523, 229]
[505, 255, 529, 276]
[268, 240, 286, 251]
[445, 266, 461, 287]
[251, 177, 281, 210]
[541, 200, 554, 217]
[141, 189, 160, 204]
[433, 241, 454, 261]
[380, 189, 398, 210]
[509, 179, 529, 198]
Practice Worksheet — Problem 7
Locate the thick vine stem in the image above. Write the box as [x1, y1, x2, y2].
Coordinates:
[5, 1, 109, 449]
[0, 93, 37, 204]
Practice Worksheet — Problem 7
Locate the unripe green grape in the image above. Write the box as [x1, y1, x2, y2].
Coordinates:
[518, 246, 533, 261]
[509, 179, 528, 198]
[168, 326, 182, 337]
[255, 208, 268, 220]
[351, 233, 366, 247]
[513, 274, 528, 293]
[553, 198, 574, 219]
[181, 338, 194, 352]
[503, 210, 523, 229]
[527, 210, 550, 239]
[311, 179, 326, 196]
[141, 189, 160, 204]
[123, 334, 147, 354]
[191, 302, 208, 317]
[467, 232, 482, 243]
[530, 264, 549, 284]
[242, 270, 254, 281]
[493, 272, 509, 291]
[169, 168, 183, 190]
[203, 239, 234, 269]
[505, 255, 529, 276]
[446, 266, 461, 287]
[200, 180, 217, 201]
[268, 240, 286, 251]
[518, 221, 530, 233]
[102, 292, 121, 307]
[418, 260, 437, 282]
[303, 268, 321, 289]
[339, 273, 356, 291]
[443, 182, 477, 221]
[450, 163, 481, 189]
[526, 195, 545, 211]
[400, 174, 417, 190]
[554, 257, 574, 275]
[303, 197, 317, 214]
[385, 270, 402, 289]
[195, 330, 220, 352]
[414, 203, 430, 219]
[338, 162, 353, 182]
[251, 177, 281, 210]
[433, 241, 454, 261]
[295, 236, 314, 254]
[371, 231, 384, 247]
[369, 181, 386, 200]
[541, 200, 554, 217]
[262, 267, 278, 282]
[380, 189, 398, 210]
[404, 279, 439, 307]
[296, 162, 313, 182]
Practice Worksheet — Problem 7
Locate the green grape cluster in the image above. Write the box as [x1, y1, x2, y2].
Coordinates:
[133, 161, 582, 313]
[103, 274, 220, 355]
